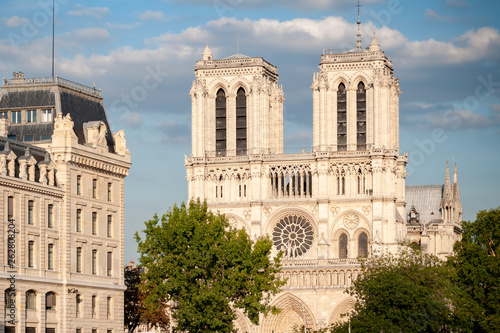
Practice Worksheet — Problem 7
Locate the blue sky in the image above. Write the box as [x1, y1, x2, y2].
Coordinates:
[1, 0, 499, 263]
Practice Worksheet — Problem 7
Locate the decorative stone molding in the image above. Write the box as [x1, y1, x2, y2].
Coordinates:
[343, 214, 360, 229]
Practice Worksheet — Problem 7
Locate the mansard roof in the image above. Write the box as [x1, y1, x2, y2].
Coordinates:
[405, 185, 443, 224]
[0, 74, 115, 153]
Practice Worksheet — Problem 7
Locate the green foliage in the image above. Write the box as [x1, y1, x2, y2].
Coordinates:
[330, 246, 455, 333]
[135, 199, 285, 333]
[450, 207, 500, 332]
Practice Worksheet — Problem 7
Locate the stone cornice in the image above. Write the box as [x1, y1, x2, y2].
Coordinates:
[0, 178, 64, 198]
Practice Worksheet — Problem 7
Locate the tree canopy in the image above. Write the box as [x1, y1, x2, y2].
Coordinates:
[329, 246, 455, 333]
[135, 199, 285, 333]
[450, 206, 500, 332]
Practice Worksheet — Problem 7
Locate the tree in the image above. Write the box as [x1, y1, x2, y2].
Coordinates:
[450, 207, 500, 332]
[135, 199, 285, 333]
[124, 265, 142, 333]
[124, 265, 170, 333]
[329, 246, 455, 333]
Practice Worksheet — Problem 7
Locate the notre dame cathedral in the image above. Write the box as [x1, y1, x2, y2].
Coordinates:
[185, 25, 463, 333]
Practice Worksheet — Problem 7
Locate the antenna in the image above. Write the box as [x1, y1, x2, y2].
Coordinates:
[52, 0, 55, 79]
[356, 0, 362, 50]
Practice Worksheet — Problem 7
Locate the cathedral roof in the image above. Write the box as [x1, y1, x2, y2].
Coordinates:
[405, 185, 444, 224]
[224, 53, 251, 59]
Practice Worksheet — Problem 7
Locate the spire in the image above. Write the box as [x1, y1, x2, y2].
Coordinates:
[443, 160, 452, 202]
[452, 163, 463, 222]
[369, 32, 380, 51]
[356, 1, 362, 50]
[202, 42, 212, 61]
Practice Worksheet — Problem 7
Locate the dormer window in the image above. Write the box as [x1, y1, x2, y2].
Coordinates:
[11, 111, 21, 124]
[41, 109, 52, 122]
[27, 110, 37, 123]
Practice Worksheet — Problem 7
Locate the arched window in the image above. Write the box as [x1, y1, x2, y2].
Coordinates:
[358, 232, 368, 258]
[107, 296, 112, 319]
[5, 289, 15, 310]
[236, 87, 247, 155]
[92, 295, 97, 318]
[46, 292, 56, 310]
[26, 290, 36, 309]
[356, 82, 366, 150]
[337, 83, 347, 151]
[215, 89, 227, 156]
[339, 233, 348, 259]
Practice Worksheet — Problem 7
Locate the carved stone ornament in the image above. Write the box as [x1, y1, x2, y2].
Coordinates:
[343, 213, 360, 229]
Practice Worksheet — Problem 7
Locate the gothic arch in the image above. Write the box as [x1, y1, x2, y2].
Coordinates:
[265, 207, 317, 235]
[329, 297, 356, 325]
[228, 77, 251, 95]
[225, 213, 251, 234]
[209, 80, 230, 97]
[331, 76, 349, 90]
[233, 308, 252, 333]
[350, 73, 370, 90]
[262, 293, 316, 333]
[331, 209, 370, 238]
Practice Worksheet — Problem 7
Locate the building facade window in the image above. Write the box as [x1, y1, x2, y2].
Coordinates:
[339, 233, 348, 259]
[8, 196, 14, 218]
[236, 87, 247, 155]
[358, 232, 368, 258]
[77, 175, 82, 195]
[107, 182, 112, 201]
[47, 204, 54, 228]
[337, 83, 347, 151]
[92, 212, 97, 235]
[46, 292, 56, 310]
[76, 247, 82, 273]
[27, 110, 37, 123]
[76, 209, 82, 233]
[48, 244, 54, 270]
[92, 295, 97, 318]
[28, 240, 34, 268]
[41, 109, 52, 122]
[24, 135, 34, 142]
[92, 179, 97, 198]
[215, 88, 227, 156]
[28, 200, 34, 225]
[5, 289, 15, 310]
[356, 82, 366, 150]
[92, 249, 97, 275]
[107, 251, 112, 277]
[11, 111, 21, 124]
[107, 215, 112, 238]
[0, 112, 7, 119]
[26, 290, 36, 309]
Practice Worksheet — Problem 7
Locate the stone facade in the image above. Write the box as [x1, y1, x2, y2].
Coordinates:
[186, 35, 463, 333]
[0, 74, 131, 333]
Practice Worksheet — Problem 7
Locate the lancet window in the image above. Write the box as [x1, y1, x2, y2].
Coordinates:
[358, 232, 368, 258]
[236, 87, 247, 155]
[356, 82, 366, 150]
[339, 233, 348, 259]
[337, 83, 347, 151]
[215, 89, 227, 156]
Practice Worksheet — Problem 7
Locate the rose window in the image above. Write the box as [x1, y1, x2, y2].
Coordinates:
[272, 214, 314, 258]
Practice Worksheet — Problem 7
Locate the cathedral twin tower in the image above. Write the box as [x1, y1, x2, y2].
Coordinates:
[186, 34, 434, 332]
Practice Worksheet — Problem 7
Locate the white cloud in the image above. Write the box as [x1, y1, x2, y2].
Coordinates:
[67, 5, 110, 18]
[3, 16, 28, 27]
[139, 10, 167, 22]
[74, 28, 111, 43]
